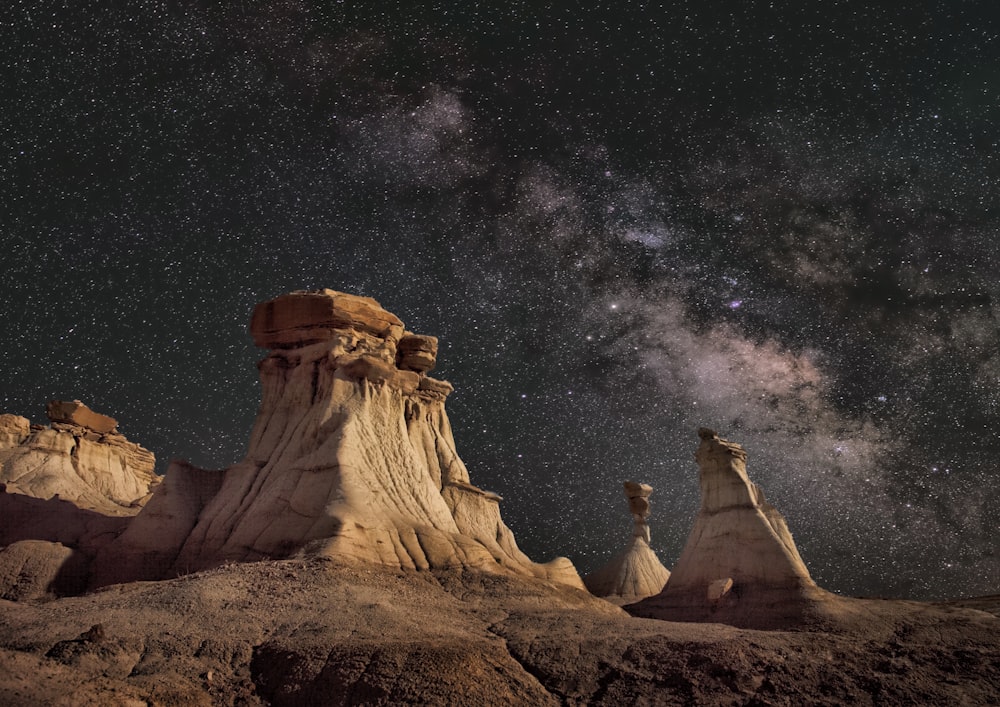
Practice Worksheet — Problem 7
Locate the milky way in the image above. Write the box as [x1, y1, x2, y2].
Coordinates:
[2, 3, 997, 599]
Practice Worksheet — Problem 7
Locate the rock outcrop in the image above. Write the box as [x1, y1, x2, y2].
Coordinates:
[584, 481, 671, 601]
[0, 539, 89, 600]
[0, 405, 158, 517]
[44, 400, 118, 435]
[0, 404, 159, 599]
[93, 289, 582, 588]
[630, 428, 839, 628]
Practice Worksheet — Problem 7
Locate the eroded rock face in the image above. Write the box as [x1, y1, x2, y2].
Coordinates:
[94, 289, 582, 589]
[0, 405, 158, 517]
[584, 481, 671, 601]
[630, 428, 837, 628]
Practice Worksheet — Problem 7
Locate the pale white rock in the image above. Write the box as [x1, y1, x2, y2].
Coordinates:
[584, 481, 671, 600]
[0, 405, 158, 517]
[95, 289, 583, 589]
[0, 415, 30, 448]
[707, 577, 733, 603]
[631, 428, 840, 629]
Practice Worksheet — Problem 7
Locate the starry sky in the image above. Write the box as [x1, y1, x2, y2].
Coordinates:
[3, 2, 998, 600]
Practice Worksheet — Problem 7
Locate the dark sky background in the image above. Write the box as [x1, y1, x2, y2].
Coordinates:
[2, 1, 998, 600]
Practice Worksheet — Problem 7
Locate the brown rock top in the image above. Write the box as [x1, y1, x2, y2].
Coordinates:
[45, 400, 117, 435]
[249, 288, 405, 349]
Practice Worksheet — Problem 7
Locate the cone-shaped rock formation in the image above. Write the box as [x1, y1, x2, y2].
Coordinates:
[630, 428, 838, 628]
[584, 481, 671, 601]
[93, 289, 582, 589]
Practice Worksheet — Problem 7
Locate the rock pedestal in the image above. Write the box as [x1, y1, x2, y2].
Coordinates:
[93, 289, 582, 589]
[630, 428, 836, 628]
[584, 481, 671, 601]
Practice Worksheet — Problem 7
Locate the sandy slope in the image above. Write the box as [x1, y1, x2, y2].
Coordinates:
[0, 559, 997, 706]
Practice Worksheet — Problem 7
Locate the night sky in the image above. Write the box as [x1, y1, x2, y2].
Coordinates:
[3, 2, 998, 600]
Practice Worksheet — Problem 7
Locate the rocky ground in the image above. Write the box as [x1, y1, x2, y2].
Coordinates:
[0, 559, 997, 706]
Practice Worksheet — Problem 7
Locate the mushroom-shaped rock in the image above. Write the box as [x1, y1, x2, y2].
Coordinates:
[94, 289, 583, 590]
[629, 428, 840, 629]
[583, 481, 671, 601]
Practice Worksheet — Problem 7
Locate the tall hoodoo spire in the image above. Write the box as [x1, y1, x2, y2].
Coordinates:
[93, 289, 581, 588]
[631, 428, 839, 628]
[583, 480, 671, 601]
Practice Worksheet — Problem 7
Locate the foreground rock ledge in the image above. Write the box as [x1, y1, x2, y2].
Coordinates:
[93, 289, 581, 588]
[630, 428, 845, 629]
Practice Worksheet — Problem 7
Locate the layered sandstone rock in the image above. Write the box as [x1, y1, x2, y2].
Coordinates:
[94, 289, 582, 589]
[584, 481, 671, 601]
[45, 400, 118, 435]
[0, 404, 158, 517]
[630, 428, 836, 628]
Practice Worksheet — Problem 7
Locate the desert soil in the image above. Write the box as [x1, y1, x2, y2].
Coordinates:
[0, 559, 998, 706]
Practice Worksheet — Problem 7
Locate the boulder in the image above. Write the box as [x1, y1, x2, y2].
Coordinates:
[94, 289, 583, 589]
[584, 481, 671, 601]
[0, 414, 30, 447]
[0, 540, 88, 600]
[397, 333, 438, 373]
[45, 400, 118, 434]
[629, 428, 840, 629]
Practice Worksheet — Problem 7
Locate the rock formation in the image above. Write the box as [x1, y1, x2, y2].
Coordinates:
[0, 404, 158, 516]
[630, 428, 837, 628]
[93, 289, 582, 588]
[584, 481, 671, 601]
[0, 403, 159, 599]
[44, 400, 118, 435]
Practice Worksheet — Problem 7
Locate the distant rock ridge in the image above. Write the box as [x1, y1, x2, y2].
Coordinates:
[93, 289, 583, 588]
[630, 428, 841, 628]
[584, 481, 671, 601]
[0, 403, 159, 600]
[0, 403, 158, 516]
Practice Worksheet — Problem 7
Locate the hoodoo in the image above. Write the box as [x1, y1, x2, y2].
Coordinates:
[0, 402, 158, 599]
[630, 428, 839, 628]
[584, 481, 671, 601]
[0, 402, 157, 516]
[93, 289, 582, 588]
